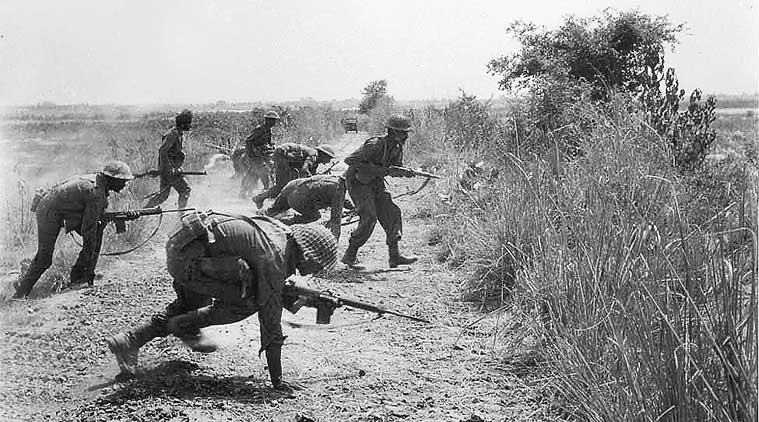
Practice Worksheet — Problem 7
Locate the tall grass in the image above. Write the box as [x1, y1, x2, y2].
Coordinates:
[411, 95, 757, 420]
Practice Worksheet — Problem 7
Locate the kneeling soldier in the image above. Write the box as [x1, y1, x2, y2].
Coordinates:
[262, 174, 353, 241]
[253, 143, 335, 208]
[105, 212, 337, 392]
[13, 161, 134, 299]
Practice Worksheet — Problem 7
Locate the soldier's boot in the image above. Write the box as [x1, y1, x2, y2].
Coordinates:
[167, 312, 218, 354]
[105, 332, 140, 378]
[340, 243, 364, 269]
[388, 243, 418, 268]
[177, 194, 189, 210]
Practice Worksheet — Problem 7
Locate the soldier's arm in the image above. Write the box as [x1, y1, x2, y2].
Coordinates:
[79, 192, 107, 276]
[344, 140, 387, 175]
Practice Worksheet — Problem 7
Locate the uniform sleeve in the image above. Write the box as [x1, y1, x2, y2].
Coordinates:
[159, 132, 179, 170]
[344, 140, 377, 167]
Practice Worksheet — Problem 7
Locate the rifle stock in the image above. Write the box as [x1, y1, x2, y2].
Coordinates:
[282, 280, 430, 325]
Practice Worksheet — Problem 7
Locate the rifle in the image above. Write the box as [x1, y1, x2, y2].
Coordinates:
[102, 206, 195, 233]
[388, 165, 441, 179]
[318, 160, 340, 175]
[205, 142, 233, 154]
[282, 279, 430, 325]
[133, 170, 208, 179]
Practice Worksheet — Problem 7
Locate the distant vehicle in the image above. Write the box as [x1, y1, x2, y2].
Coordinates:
[342, 116, 358, 133]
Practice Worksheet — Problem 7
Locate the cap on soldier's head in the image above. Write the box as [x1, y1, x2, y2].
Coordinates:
[264, 110, 281, 120]
[176, 109, 193, 125]
[291, 224, 338, 270]
[102, 160, 134, 180]
[385, 115, 412, 132]
[316, 144, 336, 159]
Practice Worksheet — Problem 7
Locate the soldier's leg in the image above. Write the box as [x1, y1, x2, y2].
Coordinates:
[376, 193, 417, 267]
[173, 176, 192, 209]
[14, 213, 61, 298]
[106, 238, 210, 375]
[342, 182, 379, 265]
[144, 176, 171, 208]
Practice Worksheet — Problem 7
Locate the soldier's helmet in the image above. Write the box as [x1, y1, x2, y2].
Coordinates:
[176, 109, 193, 125]
[291, 224, 338, 270]
[264, 110, 281, 120]
[385, 115, 413, 132]
[102, 160, 134, 180]
[316, 144, 336, 159]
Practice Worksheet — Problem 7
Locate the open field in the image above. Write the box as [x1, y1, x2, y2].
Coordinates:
[0, 99, 756, 421]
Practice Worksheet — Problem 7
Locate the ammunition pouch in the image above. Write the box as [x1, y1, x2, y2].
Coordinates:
[167, 210, 219, 251]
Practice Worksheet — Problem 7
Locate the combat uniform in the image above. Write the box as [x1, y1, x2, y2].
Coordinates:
[343, 136, 404, 251]
[240, 124, 275, 197]
[253, 143, 321, 206]
[145, 127, 192, 209]
[264, 174, 349, 240]
[118, 212, 291, 357]
[14, 174, 109, 297]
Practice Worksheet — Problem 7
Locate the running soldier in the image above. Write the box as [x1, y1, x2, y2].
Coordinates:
[13, 161, 135, 298]
[261, 174, 353, 240]
[341, 116, 418, 269]
[145, 109, 194, 209]
[105, 213, 337, 392]
[239, 110, 280, 198]
[252, 143, 335, 209]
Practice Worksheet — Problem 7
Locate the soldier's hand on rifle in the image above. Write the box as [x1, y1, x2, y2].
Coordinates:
[124, 210, 140, 220]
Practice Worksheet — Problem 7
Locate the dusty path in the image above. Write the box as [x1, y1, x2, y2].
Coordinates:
[0, 133, 549, 421]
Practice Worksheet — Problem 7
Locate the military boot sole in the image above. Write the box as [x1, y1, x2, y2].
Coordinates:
[105, 336, 138, 376]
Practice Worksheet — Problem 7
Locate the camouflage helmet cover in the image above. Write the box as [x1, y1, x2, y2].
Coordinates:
[291, 224, 338, 270]
[264, 110, 281, 120]
[385, 115, 412, 132]
[102, 160, 134, 180]
[316, 144, 336, 159]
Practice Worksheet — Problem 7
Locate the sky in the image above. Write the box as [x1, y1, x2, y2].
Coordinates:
[0, 0, 757, 105]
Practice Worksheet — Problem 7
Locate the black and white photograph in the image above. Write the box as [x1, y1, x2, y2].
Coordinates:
[0, 1, 757, 420]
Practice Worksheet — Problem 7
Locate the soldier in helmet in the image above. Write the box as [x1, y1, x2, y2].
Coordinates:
[145, 109, 193, 209]
[261, 173, 353, 240]
[106, 213, 337, 392]
[239, 110, 281, 198]
[252, 143, 336, 209]
[13, 161, 136, 298]
[341, 116, 418, 269]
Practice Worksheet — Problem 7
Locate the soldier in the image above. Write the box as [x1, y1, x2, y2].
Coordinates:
[261, 174, 353, 240]
[105, 213, 337, 392]
[145, 109, 194, 209]
[252, 143, 335, 209]
[239, 110, 281, 198]
[341, 116, 418, 269]
[13, 161, 135, 299]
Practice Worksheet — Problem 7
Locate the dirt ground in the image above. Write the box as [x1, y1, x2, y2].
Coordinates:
[0, 133, 552, 422]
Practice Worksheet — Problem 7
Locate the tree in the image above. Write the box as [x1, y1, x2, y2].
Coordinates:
[487, 10, 683, 101]
[359, 80, 389, 114]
